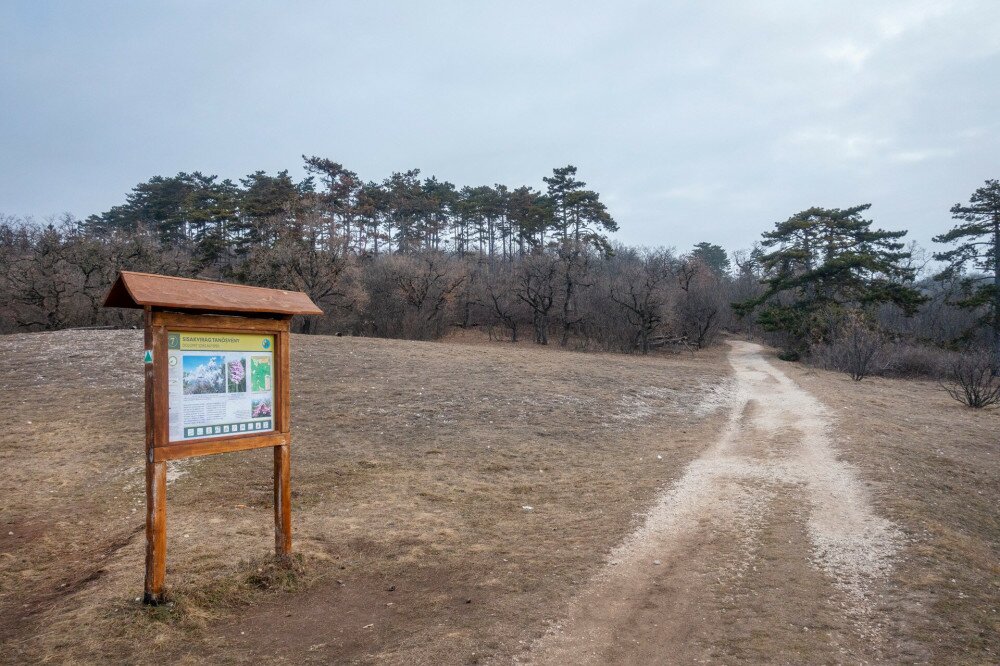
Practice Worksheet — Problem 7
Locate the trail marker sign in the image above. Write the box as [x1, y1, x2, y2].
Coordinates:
[104, 271, 322, 604]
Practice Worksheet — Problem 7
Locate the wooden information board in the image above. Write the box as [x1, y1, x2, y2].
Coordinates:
[104, 271, 321, 604]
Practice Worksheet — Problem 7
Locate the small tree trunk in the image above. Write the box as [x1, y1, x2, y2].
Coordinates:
[463, 301, 473, 328]
[535, 312, 548, 345]
[561, 273, 575, 347]
[993, 216, 1000, 375]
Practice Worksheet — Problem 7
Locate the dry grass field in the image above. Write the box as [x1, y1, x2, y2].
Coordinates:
[0, 329, 730, 663]
[788, 361, 1000, 664]
[0, 330, 997, 664]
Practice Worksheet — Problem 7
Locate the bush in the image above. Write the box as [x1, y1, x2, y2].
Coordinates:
[942, 350, 1000, 408]
[811, 316, 889, 381]
[886, 343, 955, 379]
[777, 349, 800, 362]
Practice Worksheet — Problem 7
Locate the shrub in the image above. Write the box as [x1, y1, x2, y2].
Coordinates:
[886, 343, 954, 379]
[811, 315, 889, 381]
[777, 349, 800, 362]
[942, 350, 1000, 408]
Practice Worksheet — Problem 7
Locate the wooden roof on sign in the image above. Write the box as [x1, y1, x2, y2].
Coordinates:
[103, 271, 323, 316]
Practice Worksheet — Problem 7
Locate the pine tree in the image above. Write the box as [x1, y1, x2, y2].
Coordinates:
[420, 177, 457, 252]
[933, 179, 1000, 369]
[735, 205, 924, 352]
[543, 165, 584, 240]
[236, 170, 311, 252]
[302, 155, 361, 246]
[543, 165, 616, 252]
[355, 181, 388, 254]
[691, 242, 730, 275]
[506, 186, 550, 254]
[384, 169, 422, 254]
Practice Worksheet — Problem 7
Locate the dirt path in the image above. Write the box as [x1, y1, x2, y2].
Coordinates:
[524, 340, 903, 664]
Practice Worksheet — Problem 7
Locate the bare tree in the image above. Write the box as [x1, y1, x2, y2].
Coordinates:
[2, 221, 78, 330]
[555, 239, 594, 347]
[942, 350, 1000, 408]
[240, 213, 365, 334]
[729, 247, 765, 340]
[608, 248, 672, 353]
[483, 263, 528, 342]
[363, 252, 466, 339]
[516, 251, 558, 345]
[673, 258, 724, 348]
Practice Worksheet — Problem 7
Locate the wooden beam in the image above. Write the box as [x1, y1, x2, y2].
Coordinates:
[152, 322, 169, 451]
[143, 307, 154, 462]
[153, 432, 288, 462]
[150, 310, 292, 332]
[144, 460, 166, 604]
[274, 442, 292, 559]
[276, 327, 291, 432]
[143, 307, 167, 605]
[274, 326, 293, 560]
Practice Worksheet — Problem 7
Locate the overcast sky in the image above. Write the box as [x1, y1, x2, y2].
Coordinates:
[2, 1, 997, 252]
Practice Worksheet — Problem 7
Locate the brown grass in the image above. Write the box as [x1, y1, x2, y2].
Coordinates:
[0, 330, 729, 664]
[783, 356, 1000, 664]
[2, 331, 996, 664]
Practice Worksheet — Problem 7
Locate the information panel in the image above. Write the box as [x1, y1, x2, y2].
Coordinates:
[167, 331, 274, 442]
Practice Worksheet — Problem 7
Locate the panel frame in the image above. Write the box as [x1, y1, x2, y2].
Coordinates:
[147, 310, 292, 462]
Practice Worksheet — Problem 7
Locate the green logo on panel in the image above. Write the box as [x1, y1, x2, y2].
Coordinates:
[262, 338, 271, 349]
[144, 350, 153, 364]
[167, 333, 180, 349]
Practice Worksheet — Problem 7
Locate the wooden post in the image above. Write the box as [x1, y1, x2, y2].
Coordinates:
[274, 442, 292, 558]
[143, 307, 167, 604]
[274, 324, 292, 559]
[144, 460, 167, 604]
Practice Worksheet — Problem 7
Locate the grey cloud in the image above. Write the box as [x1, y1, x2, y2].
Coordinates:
[1, 0, 997, 253]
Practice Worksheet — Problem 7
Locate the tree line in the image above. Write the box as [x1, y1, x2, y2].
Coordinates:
[0, 161, 731, 351]
[80, 158, 616, 263]
[2, 161, 999, 404]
